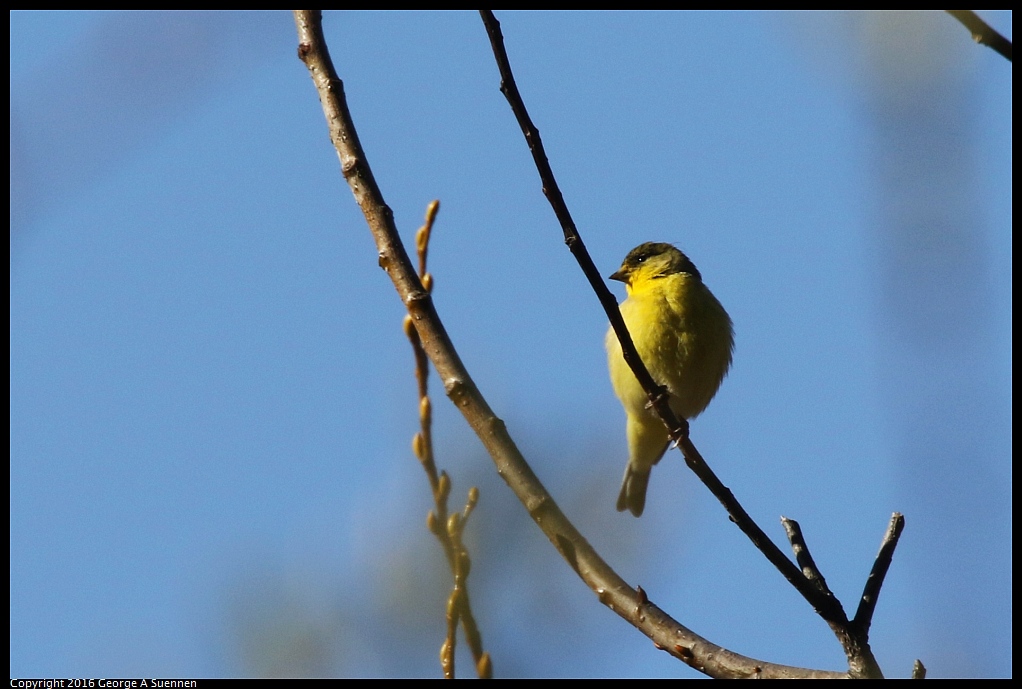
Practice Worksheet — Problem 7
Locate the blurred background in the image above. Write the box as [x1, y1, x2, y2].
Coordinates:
[10, 11, 1011, 679]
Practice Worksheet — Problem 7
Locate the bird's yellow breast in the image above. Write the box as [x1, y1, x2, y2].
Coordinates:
[606, 272, 733, 423]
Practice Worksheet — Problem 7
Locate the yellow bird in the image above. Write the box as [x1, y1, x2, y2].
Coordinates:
[606, 242, 734, 517]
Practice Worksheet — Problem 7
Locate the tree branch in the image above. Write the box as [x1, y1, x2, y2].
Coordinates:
[853, 512, 905, 633]
[478, 10, 900, 678]
[946, 10, 1013, 62]
[781, 517, 883, 678]
[405, 201, 490, 678]
[478, 7, 802, 600]
[782, 517, 840, 602]
[293, 9, 846, 679]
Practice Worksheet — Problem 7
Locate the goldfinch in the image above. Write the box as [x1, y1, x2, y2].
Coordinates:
[606, 242, 733, 517]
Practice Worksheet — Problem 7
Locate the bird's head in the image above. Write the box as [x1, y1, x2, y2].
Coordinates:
[609, 242, 702, 288]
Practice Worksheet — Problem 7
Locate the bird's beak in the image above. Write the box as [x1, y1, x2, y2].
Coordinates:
[609, 268, 629, 283]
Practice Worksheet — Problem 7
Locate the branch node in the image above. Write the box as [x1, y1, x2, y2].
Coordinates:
[341, 156, 359, 179]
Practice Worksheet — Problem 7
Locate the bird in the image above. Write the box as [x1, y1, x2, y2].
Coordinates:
[606, 242, 734, 517]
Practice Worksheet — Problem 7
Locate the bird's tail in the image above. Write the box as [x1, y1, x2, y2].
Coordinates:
[616, 463, 652, 517]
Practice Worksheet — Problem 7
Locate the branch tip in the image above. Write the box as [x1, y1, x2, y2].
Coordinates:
[853, 512, 905, 631]
[946, 10, 1013, 61]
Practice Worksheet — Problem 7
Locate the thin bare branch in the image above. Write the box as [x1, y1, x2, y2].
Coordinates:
[946, 10, 1013, 61]
[406, 201, 489, 678]
[853, 513, 905, 632]
[782, 517, 882, 678]
[478, 11, 898, 678]
[440, 488, 487, 678]
[476, 12, 663, 411]
[479, 0, 869, 648]
[293, 9, 846, 679]
[782, 517, 839, 601]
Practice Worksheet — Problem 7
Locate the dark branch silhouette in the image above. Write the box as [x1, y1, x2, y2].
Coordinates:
[479, 9, 913, 678]
[946, 10, 1013, 62]
[853, 513, 905, 633]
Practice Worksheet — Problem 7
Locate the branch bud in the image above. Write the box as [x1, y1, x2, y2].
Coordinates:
[477, 652, 493, 679]
[437, 471, 451, 502]
[402, 314, 417, 342]
[425, 199, 440, 223]
[447, 511, 461, 537]
[419, 396, 432, 426]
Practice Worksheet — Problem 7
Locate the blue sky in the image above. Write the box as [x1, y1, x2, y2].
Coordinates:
[10, 11, 1011, 678]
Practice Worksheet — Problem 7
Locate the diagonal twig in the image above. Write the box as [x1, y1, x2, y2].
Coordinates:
[853, 512, 905, 633]
[406, 201, 490, 678]
[782, 517, 839, 601]
[946, 10, 1013, 62]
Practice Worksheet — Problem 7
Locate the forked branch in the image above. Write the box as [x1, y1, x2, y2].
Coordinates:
[479, 10, 909, 678]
